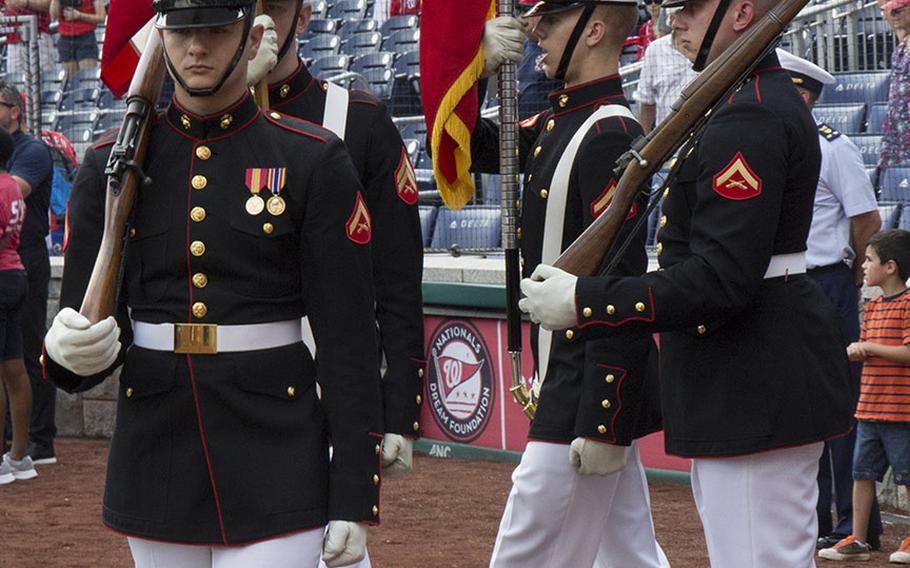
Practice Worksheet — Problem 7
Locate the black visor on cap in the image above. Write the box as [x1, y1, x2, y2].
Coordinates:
[156, 7, 247, 29]
[524, 1, 585, 17]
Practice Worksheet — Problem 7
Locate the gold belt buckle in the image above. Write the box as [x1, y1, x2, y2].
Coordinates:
[174, 323, 218, 355]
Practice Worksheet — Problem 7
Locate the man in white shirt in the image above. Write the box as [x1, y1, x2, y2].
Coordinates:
[635, 18, 698, 133]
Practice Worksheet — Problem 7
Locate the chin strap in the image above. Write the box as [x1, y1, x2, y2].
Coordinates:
[692, 0, 733, 71]
[165, 10, 255, 97]
[554, 4, 596, 83]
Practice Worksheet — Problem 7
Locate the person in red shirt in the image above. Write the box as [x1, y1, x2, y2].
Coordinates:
[48, 0, 105, 75]
[0, 126, 38, 485]
[1, 0, 54, 72]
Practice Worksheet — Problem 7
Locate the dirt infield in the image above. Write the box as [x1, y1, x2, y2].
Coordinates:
[1, 438, 906, 567]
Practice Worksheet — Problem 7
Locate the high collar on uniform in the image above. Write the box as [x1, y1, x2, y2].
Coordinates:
[166, 92, 260, 140]
[267, 59, 321, 105]
[548, 74, 625, 114]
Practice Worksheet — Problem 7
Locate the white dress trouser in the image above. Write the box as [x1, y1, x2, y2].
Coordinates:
[691, 442, 823, 568]
[128, 528, 324, 568]
[490, 440, 670, 568]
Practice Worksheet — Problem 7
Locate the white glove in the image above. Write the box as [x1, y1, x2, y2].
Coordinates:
[569, 437, 627, 476]
[44, 307, 121, 376]
[247, 14, 279, 86]
[381, 433, 413, 479]
[322, 520, 367, 567]
[481, 16, 526, 78]
[518, 264, 578, 331]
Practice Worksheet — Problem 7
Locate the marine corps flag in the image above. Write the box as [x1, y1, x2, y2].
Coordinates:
[420, 0, 495, 210]
[100, 0, 155, 97]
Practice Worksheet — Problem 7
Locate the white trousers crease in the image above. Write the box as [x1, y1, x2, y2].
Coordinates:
[490, 440, 670, 568]
[128, 529, 324, 568]
[690, 442, 823, 568]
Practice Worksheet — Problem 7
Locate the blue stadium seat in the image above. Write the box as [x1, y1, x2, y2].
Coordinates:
[848, 135, 883, 166]
[878, 202, 901, 230]
[812, 103, 866, 134]
[72, 67, 101, 85]
[299, 34, 341, 62]
[383, 29, 419, 53]
[865, 166, 879, 191]
[40, 68, 67, 92]
[311, 0, 328, 18]
[329, 0, 368, 21]
[430, 206, 502, 250]
[402, 138, 420, 166]
[74, 87, 100, 106]
[58, 92, 76, 112]
[6, 71, 26, 88]
[55, 114, 74, 133]
[880, 166, 910, 202]
[95, 110, 125, 133]
[339, 18, 378, 42]
[819, 71, 890, 104]
[398, 121, 427, 141]
[360, 67, 394, 100]
[308, 54, 351, 79]
[70, 127, 95, 145]
[393, 49, 420, 78]
[351, 51, 394, 74]
[865, 102, 888, 134]
[901, 205, 910, 231]
[306, 18, 338, 36]
[380, 15, 419, 38]
[418, 205, 438, 247]
[344, 31, 382, 58]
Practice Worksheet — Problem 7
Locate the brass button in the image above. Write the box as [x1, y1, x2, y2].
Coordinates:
[527, 174, 533, 182]
[606, 373, 615, 384]
[195, 145, 211, 160]
[190, 240, 206, 256]
[534, 146, 542, 158]
[517, 227, 522, 240]
[125, 387, 133, 398]
[663, 188, 670, 199]
[597, 424, 607, 434]
[269, 111, 281, 119]
[697, 324, 707, 335]
[372, 505, 379, 516]
[180, 114, 191, 129]
[287, 386, 296, 397]
[416, 394, 422, 404]
[546, 118, 555, 131]
[219, 114, 233, 129]
[375, 444, 381, 455]
[558, 94, 569, 107]
[262, 223, 274, 234]
[412, 421, 420, 431]
[418, 368, 425, 378]
[659, 215, 667, 228]
[38, 354, 45, 366]
[321, 82, 329, 92]
[565, 329, 574, 340]
[582, 307, 592, 318]
[129, 227, 136, 238]
[602, 399, 612, 409]
[656, 242, 663, 255]
[192, 273, 208, 288]
[191, 175, 207, 190]
[280, 84, 291, 98]
[192, 302, 207, 319]
[635, 302, 646, 313]
[190, 207, 206, 222]
[539, 188, 549, 199]
[606, 305, 616, 315]
[372, 474, 380, 485]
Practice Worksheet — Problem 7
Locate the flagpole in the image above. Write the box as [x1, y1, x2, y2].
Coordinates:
[498, 0, 535, 419]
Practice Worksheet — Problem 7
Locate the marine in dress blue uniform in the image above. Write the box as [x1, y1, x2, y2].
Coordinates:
[42, 1, 381, 565]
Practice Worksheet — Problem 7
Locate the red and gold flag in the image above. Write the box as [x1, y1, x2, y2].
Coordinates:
[420, 0, 496, 210]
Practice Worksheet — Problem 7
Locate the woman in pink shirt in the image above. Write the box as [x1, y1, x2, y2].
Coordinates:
[0, 127, 37, 484]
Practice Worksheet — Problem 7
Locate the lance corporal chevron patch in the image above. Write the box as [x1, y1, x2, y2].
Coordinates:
[712, 152, 762, 200]
[346, 192, 372, 245]
[395, 148, 418, 205]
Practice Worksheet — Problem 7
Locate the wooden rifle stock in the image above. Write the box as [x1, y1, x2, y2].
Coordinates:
[79, 31, 166, 323]
[553, 0, 810, 277]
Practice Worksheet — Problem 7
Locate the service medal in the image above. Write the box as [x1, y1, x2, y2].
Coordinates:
[267, 195, 286, 216]
[246, 195, 265, 215]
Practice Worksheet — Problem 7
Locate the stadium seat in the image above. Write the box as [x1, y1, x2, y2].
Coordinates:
[311, 0, 327, 18]
[865, 102, 888, 134]
[329, 0, 368, 21]
[305, 18, 338, 37]
[344, 31, 382, 58]
[360, 67, 394, 99]
[848, 134, 883, 166]
[299, 34, 341, 62]
[70, 127, 95, 145]
[393, 49, 420, 79]
[74, 87, 100, 106]
[6, 70, 26, 88]
[58, 92, 76, 112]
[380, 15, 419, 38]
[430, 206, 502, 250]
[880, 166, 910, 202]
[55, 114, 74, 134]
[819, 71, 890, 104]
[339, 18, 378, 42]
[812, 103, 866, 134]
[40, 68, 68, 92]
[350, 51, 394, 74]
[383, 29, 419, 54]
[901, 205, 910, 231]
[402, 138, 421, 166]
[398, 121, 427, 142]
[865, 166, 879, 191]
[418, 205, 438, 247]
[308, 54, 351, 79]
[878, 202, 901, 230]
[95, 110, 125, 133]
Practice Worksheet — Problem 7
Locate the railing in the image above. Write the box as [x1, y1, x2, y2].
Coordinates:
[0, 15, 41, 130]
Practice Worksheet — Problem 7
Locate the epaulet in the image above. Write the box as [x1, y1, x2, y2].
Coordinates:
[262, 109, 330, 143]
[348, 88, 381, 107]
[818, 122, 841, 141]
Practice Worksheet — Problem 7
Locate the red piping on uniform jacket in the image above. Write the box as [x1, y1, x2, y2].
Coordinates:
[595, 363, 627, 444]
